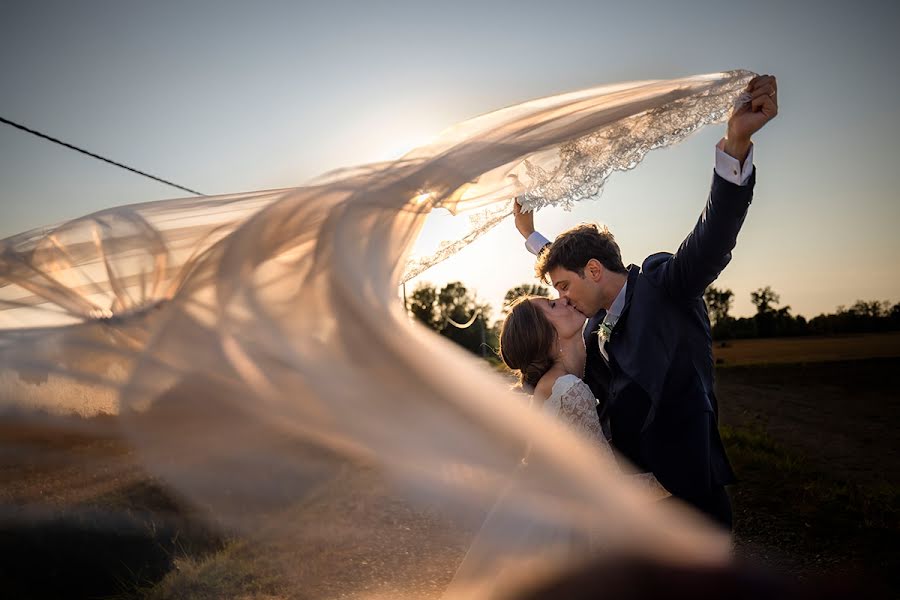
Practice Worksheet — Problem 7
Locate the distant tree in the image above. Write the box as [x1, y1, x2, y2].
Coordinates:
[848, 300, 890, 318]
[750, 286, 781, 337]
[437, 282, 474, 327]
[740, 286, 814, 337]
[502, 283, 550, 314]
[704, 285, 734, 328]
[729, 316, 759, 339]
[841, 299, 894, 333]
[750, 286, 780, 314]
[408, 281, 497, 357]
[409, 283, 439, 330]
[772, 305, 808, 336]
[887, 302, 900, 332]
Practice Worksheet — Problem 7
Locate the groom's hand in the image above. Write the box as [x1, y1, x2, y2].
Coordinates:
[513, 198, 534, 240]
[725, 74, 778, 163]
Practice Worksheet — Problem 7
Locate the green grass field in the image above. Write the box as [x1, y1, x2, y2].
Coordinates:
[714, 351, 899, 592]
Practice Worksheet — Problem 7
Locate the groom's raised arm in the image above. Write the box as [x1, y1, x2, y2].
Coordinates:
[657, 160, 755, 300]
[658, 74, 777, 300]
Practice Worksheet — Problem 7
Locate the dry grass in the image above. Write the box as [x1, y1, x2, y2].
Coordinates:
[712, 331, 900, 366]
[0, 368, 121, 416]
[135, 539, 285, 600]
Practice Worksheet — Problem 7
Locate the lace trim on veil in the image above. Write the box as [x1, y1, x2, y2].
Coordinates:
[401, 70, 753, 281]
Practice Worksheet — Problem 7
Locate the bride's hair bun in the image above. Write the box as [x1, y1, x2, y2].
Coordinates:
[499, 296, 557, 392]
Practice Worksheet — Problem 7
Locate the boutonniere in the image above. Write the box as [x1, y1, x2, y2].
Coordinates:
[596, 320, 613, 344]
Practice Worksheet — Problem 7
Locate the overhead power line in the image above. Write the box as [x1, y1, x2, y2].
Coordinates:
[1, 115, 206, 197]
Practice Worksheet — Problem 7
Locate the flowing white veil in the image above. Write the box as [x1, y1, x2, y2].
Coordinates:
[1, 70, 753, 598]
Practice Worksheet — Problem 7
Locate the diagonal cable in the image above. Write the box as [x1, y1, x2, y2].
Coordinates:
[1, 115, 206, 197]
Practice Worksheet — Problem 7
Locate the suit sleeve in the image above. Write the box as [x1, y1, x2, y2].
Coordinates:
[658, 170, 756, 300]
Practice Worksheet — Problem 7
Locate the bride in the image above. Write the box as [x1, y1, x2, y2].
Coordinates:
[502, 296, 613, 436]
[501, 295, 612, 453]
[499, 294, 669, 502]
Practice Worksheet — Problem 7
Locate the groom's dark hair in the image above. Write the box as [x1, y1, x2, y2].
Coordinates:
[535, 223, 627, 283]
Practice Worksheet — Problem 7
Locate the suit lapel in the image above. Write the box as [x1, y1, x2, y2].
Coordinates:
[615, 264, 641, 326]
[583, 310, 606, 347]
[583, 311, 612, 416]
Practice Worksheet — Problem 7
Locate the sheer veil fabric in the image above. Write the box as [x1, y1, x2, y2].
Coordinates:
[1, 71, 752, 598]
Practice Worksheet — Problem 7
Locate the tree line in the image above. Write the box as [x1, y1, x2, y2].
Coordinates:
[407, 281, 900, 358]
[704, 285, 900, 339]
[407, 282, 550, 359]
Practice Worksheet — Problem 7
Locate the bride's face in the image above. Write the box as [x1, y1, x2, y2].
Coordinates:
[532, 297, 586, 340]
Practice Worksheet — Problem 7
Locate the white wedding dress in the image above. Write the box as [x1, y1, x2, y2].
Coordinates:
[542, 374, 610, 452]
[0, 71, 753, 598]
[544, 374, 669, 498]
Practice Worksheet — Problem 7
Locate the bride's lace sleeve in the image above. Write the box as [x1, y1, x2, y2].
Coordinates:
[543, 374, 613, 458]
[544, 375, 670, 501]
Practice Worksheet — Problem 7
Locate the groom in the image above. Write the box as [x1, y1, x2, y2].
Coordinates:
[514, 74, 778, 529]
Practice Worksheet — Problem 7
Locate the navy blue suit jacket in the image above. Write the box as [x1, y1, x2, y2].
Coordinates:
[582, 170, 754, 517]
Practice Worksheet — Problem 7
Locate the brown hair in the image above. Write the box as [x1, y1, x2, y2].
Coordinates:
[499, 296, 557, 392]
[535, 223, 626, 284]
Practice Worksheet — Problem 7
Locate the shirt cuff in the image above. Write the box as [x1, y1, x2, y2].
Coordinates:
[715, 138, 754, 186]
[525, 231, 552, 256]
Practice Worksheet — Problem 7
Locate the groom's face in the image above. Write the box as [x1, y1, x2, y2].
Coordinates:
[547, 265, 602, 318]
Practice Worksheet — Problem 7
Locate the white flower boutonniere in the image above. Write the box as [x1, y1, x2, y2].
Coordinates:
[597, 321, 613, 345]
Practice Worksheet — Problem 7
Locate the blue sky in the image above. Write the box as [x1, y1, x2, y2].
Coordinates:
[2, 0, 898, 318]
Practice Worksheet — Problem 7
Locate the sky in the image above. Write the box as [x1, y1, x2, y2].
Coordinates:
[2, 0, 898, 319]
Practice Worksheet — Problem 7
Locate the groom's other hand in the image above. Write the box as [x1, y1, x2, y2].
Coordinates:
[513, 198, 535, 239]
[725, 74, 778, 163]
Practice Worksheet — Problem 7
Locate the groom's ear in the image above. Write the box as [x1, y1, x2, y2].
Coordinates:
[585, 258, 604, 282]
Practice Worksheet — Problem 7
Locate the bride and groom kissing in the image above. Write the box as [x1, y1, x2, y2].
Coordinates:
[497, 74, 778, 530]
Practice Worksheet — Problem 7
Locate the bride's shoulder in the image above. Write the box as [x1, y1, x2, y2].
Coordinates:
[551, 373, 585, 397]
[553, 373, 581, 392]
[534, 371, 581, 402]
[533, 368, 561, 403]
